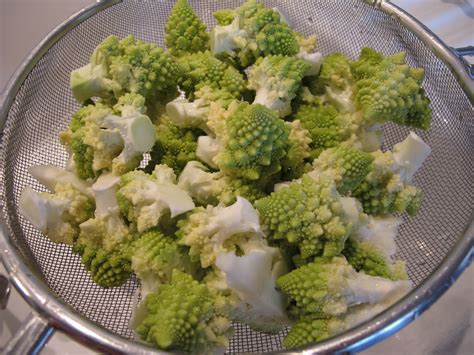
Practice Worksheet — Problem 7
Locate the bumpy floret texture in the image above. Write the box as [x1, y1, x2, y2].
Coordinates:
[146, 115, 200, 175]
[70, 35, 181, 103]
[248, 55, 311, 117]
[213, 9, 235, 25]
[354, 48, 431, 129]
[342, 237, 408, 281]
[294, 105, 351, 158]
[255, 175, 350, 260]
[210, 0, 302, 67]
[131, 228, 201, 293]
[136, 270, 231, 353]
[178, 161, 266, 206]
[283, 317, 345, 349]
[165, 0, 209, 57]
[19, 183, 95, 245]
[215, 103, 289, 181]
[60, 97, 155, 178]
[177, 52, 245, 98]
[310, 145, 374, 195]
[352, 150, 423, 216]
[74, 243, 132, 288]
[280, 120, 312, 180]
[116, 166, 195, 232]
[177, 197, 262, 268]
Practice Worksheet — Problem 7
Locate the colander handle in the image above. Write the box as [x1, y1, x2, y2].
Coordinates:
[452, 46, 474, 79]
[2, 312, 54, 355]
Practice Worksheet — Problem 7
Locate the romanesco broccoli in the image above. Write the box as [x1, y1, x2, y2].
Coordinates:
[248, 55, 311, 117]
[178, 161, 265, 206]
[255, 175, 351, 260]
[135, 270, 232, 353]
[177, 51, 245, 98]
[116, 165, 195, 232]
[165, 0, 209, 57]
[70, 35, 181, 104]
[146, 115, 200, 175]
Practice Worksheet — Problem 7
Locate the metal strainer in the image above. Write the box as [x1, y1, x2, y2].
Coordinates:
[0, 0, 473, 353]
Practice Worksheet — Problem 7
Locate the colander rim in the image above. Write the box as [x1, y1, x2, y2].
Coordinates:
[0, 0, 473, 353]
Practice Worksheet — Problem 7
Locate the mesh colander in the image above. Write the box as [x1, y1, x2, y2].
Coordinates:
[0, 0, 473, 353]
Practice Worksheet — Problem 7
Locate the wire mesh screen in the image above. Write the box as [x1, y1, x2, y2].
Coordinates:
[0, 0, 473, 353]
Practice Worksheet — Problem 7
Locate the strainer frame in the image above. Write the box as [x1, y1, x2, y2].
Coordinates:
[0, 0, 473, 353]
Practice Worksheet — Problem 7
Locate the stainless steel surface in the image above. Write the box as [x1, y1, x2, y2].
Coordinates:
[0, 0, 473, 353]
[0, 274, 10, 310]
[3, 312, 54, 355]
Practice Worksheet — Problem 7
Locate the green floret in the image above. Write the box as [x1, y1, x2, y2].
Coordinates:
[116, 165, 195, 232]
[177, 197, 263, 268]
[70, 35, 181, 104]
[342, 237, 408, 281]
[210, 0, 304, 67]
[248, 55, 311, 117]
[166, 86, 235, 134]
[352, 150, 423, 216]
[135, 270, 231, 353]
[214, 103, 290, 181]
[146, 115, 200, 175]
[310, 145, 374, 195]
[178, 161, 266, 206]
[313, 48, 432, 129]
[177, 51, 245, 98]
[165, 0, 209, 57]
[255, 175, 351, 260]
[277, 256, 411, 319]
[255, 23, 300, 57]
[283, 317, 345, 348]
[355, 49, 431, 129]
[295, 105, 351, 159]
[74, 243, 132, 288]
[132, 228, 202, 294]
[60, 98, 155, 179]
[213, 9, 235, 25]
[280, 120, 312, 180]
[19, 182, 94, 246]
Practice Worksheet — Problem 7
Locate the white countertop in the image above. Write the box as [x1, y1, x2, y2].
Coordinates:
[0, 1, 473, 354]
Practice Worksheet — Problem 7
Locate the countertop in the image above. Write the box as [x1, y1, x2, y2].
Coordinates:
[1, 1, 473, 354]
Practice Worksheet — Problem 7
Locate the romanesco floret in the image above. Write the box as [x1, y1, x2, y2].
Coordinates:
[280, 120, 312, 180]
[177, 51, 245, 98]
[177, 197, 263, 268]
[131, 228, 201, 295]
[135, 270, 232, 353]
[248, 55, 311, 117]
[70, 35, 181, 104]
[19, 165, 95, 245]
[295, 104, 351, 158]
[309, 145, 374, 195]
[210, 0, 305, 67]
[282, 276, 412, 348]
[116, 165, 195, 232]
[277, 256, 411, 319]
[353, 132, 430, 216]
[178, 161, 265, 206]
[214, 237, 291, 333]
[213, 9, 235, 25]
[60, 98, 155, 179]
[146, 115, 200, 175]
[165, 0, 209, 57]
[311, 48, 432, 129]
[213, 103, 290, 181]
[255, 175, 351, 260]
[343, 215, 408, 280]
[78, 173, 133, 252]
[342, 237, 407, 281]
[73, 242, 132, 288]
[166, 86, 235, 134]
